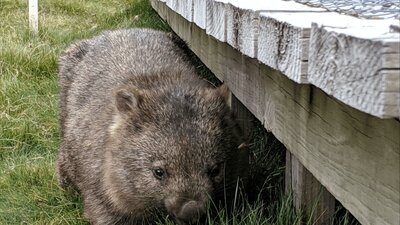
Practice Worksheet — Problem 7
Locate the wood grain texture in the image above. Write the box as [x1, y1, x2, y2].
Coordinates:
[225, 3, 258, 58]
[286, 151, 336, 225]
[236, 7, 259, 58]
[192, 0, 206, 29]
[258, 13, 310, 83]
[166, 0, 193, 22]
[150, 3, 400, 224]
[161, 0, 400, 118]
[221, 0, 325, 59]
[206, 0, 228, 42]
[309, 23, 400, 118]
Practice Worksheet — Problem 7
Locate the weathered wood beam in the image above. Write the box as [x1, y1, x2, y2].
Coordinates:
[286, 151, 336, 224]
[193, 0, 206, 29]
[166, 0, 193, 22]
[309, 23, 400, 118]
[161, 0, 400, 118]
[206, 0, 228, 42]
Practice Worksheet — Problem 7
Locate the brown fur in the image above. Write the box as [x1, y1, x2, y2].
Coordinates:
[56, 28, 248, 225]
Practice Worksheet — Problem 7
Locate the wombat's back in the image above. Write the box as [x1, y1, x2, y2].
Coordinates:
[59, 28, 194, 123]
[57, 28, 199, 189]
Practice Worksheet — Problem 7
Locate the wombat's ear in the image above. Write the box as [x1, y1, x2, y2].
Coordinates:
[114, 88, 141, 115]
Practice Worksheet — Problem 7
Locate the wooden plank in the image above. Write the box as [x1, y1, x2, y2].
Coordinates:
[193, 0, 206, 29]
[166, 0, 193, 22]
[286, 151, 336, 224]
[165, 0, 400, 119]
[207, 0, 326, 81]
[309, 22, 400, 118]
[257, 11, 347, 84]
[150, 3, 400, 224]
[28, 0, 38, 33]
[260, 7, 400, 118]
[258, 11, 344, 84]
[206, 0, 228, 42]
[224, 0, 326, 59]
[225, 3, 258, 57]
[258, 13, 310, 83]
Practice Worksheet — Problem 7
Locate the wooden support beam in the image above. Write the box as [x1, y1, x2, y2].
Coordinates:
[286, 151, 336, 224]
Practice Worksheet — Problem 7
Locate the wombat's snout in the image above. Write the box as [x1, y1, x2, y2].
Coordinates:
[166, 198, 207, 224]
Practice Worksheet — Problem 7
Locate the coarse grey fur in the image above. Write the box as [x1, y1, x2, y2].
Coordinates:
[57, 28, 248, 225]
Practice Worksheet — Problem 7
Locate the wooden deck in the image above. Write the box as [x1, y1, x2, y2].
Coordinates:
[151, 0, 400, 225]
[164, 0, 400, 119]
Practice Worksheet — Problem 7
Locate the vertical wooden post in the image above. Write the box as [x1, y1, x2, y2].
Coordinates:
[231, 93, 335, 225]
[286, 151, 336, 224]
[28, 0, 38, 33]
[229, 94, 255, 141]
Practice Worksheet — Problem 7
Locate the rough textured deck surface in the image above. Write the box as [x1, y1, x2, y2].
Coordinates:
[164, 0, 400, 118]
[294, 0, 400, 19]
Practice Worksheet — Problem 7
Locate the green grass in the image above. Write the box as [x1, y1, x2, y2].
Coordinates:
[0, 0, 168, 224]
[0, 0, 360, 224]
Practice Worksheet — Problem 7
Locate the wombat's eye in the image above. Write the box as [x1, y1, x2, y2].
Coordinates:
[153, 168, 165, 180]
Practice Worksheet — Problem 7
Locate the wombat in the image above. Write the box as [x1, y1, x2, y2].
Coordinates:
[56, 28, 248, 225]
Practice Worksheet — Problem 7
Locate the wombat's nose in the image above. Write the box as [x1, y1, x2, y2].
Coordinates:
[176, 200, 205, 224]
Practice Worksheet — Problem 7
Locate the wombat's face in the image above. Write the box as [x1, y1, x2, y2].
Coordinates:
[104, 84, 248, 224]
